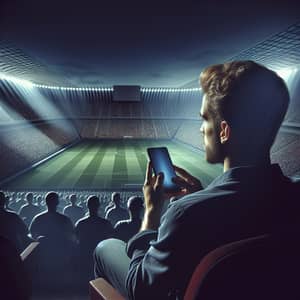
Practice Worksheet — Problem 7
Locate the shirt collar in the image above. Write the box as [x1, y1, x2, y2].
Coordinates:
[208, 163, 284, 187]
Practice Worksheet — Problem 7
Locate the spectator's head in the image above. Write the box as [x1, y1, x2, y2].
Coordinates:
[37, 195, 42, 205]
[170, 196, 179, 203]
[26, 192, 34, 205]
[127, 196, 144, 219]
[69, 194, 77, 205]
[111, 192, 121, 207]
[87, 195, 100, 216]
[0, 191, 6, 209]
[199, 61, 289, 165]
[45, 192, 59, 212]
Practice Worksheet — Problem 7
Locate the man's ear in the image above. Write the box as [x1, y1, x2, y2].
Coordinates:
[220, 120, 230, 144]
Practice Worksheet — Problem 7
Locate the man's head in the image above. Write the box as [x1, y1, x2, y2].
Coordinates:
[111, 192, 121, 206]
[199, 61, 290, 164]
[127, 196, 144, 218]
[70, 194, 77, 205]
[87, 195, 100, 216]
[26, 192, 34, 205]
[45, 192, 59, 211]
[37, 195, 42, 205]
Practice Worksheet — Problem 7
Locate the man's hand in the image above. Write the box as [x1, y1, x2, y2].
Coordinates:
[140, 162, 165, 231]
[170, 165, 203, 198]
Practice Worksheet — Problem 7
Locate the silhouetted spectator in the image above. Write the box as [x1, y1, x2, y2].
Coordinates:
[75, 195, 114, 252]
[63, 194, 85, 225]
[75, 195, 113, 278]
[5, 196, 15, 212]
[0, 191, 29, 253]
[114, 196, 144, 242]
[30, 192, 75, 242]
[105, 192, 129, 226]
[19, 193, 41, 227]
[35, 195, 45, 211]
[10, 195, 26, 212]
[104, 199, 114, 214]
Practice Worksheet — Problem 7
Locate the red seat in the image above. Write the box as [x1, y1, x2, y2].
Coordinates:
[89, 278, 125, 300]
[185, 233, 300, 300]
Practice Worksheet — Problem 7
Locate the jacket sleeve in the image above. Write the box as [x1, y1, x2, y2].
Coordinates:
[125, 204, 184, 300]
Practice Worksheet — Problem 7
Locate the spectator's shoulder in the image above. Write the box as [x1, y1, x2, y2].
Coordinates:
[105, 208, 114, 219]
[19, 204, 27, 211]
[59, 211, 72, 222]
[63, 205, 70, 212]
[5, 210, 19, 217]
[75, 216, 89, 227]
[31, 211, 46, 222]
[115, 219, 129, 228]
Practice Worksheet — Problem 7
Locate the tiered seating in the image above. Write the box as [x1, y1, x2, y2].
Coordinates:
[174, 120, 204, 150]
[79, 119, 181, 139]
[0, 120, 79, 182]
[271, 133, 300, 176]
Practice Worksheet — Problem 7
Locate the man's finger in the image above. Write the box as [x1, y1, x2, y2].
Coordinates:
[154, 172, 164, 190]
[174, 165, 199, 184]
[144, 161, 152, 185]
[174, 165, 193, 179]
[172, 176, 191, 189]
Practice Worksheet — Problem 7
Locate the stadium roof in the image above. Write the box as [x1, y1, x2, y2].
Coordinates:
[0, 0, 300, 88]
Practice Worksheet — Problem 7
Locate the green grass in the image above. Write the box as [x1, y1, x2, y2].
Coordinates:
[4, 139, 223, 190]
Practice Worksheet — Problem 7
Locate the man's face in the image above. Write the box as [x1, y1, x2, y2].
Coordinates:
[199, 94, 224, 164]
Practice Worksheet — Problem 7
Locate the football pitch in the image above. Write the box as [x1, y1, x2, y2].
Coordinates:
[4, 139, 223, 190]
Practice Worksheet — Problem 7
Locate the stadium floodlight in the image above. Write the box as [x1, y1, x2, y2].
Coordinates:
[0, 73, 33, 88]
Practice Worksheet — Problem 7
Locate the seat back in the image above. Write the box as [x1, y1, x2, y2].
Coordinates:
[184, 233, 300, 300]
[0, 236, 32, 300]
[89, 278, 125, 300]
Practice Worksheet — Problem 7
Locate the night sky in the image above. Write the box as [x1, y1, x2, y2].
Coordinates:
[0, 0, 300, 87]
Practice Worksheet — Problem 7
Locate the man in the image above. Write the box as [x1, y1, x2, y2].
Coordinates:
[63, 194, 85, 225]
[94, 61, 299, 299]
[75, 195, 114, 278]
[19, 192, 40, 226]
[114, 196, 144, 242]
[0, 191, 30, 253]
[30, 191, 74, 242]
[75, 195, 114, 252]
[105, 192, 129, 226]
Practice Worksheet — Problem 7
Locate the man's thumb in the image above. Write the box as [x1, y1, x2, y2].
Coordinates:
[155, 172, 164, 189]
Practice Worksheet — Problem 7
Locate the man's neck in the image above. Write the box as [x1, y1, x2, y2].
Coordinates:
[223, 155, 271, 172]
[89, 212, 98, 217]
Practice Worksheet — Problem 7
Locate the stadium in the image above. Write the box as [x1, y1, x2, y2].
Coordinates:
[0, 1, 300, 300]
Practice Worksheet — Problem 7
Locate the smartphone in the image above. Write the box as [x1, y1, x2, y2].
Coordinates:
[147, 147, 181, 192]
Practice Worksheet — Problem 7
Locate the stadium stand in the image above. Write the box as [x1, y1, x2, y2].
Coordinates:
[174, 120, 204, 150]
[0, 120, 79, 182]
[79, 119, 181, 139]
[271, 133, 300, 176]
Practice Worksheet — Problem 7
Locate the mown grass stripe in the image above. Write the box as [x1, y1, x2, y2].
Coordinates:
[74, 141, 108, 188]
[111, 140, 128, 185]
[42, 142, 94, 188]
[133, 141, 148, 173]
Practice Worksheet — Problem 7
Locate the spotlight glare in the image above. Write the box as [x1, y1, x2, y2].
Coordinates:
[275, 68, 294, 81]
